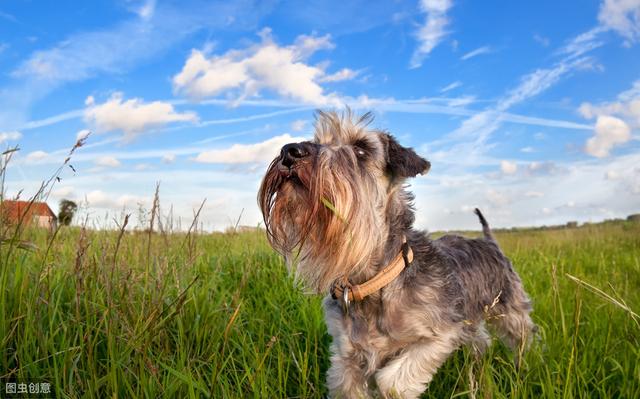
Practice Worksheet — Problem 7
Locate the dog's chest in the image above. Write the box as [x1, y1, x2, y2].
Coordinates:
[326, 298, 433, 372]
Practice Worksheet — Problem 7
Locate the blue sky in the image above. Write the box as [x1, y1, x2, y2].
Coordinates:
[1, 0, 639, 230]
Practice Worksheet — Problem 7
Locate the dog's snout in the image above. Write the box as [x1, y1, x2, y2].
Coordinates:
[281, 143, 308, 167]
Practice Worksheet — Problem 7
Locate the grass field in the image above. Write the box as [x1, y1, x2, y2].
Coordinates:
[1, 205, 639, 398]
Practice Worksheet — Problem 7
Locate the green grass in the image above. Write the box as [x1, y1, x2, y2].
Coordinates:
[1, 217, 639, 398]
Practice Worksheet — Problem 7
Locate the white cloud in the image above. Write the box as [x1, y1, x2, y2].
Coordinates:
[3, 1, 260, 129]
[579, 79, 640, 128]
[26, 150, 48, 162]
[598, 0, 640, 43]
[520, 146, 535, 153]
[76, 129, 91, 140]
[85, 190, 149, 209]
[460, 45, 492, 61]
[528, 161, 560, 175]
[319, 68, 360, 82]
[485, 189, 510, 206]
[440, 81, 462, 93]
[500, 160, 518, 174]
[585, 115, 631, 157]
[194, 134, 306, 164]
[498, 56, 595, 111]
[52, 186, 75, 198]
[580, 79, 638, 157]
[533, 34, 550, 47]
[172, 30, 346, 106]
[605, 170, 621, 180]
[410, 0, 454, 68]
[95, 156, 121, 168]
[84, 92, 197, 139]
[162, 154, 176, 164]
[413, 151, 640, 230]
[136, 0, 157, 20]
[290, 119, 307, 132]
[0, 131, 22, 143]
[134, 163, 151, 171]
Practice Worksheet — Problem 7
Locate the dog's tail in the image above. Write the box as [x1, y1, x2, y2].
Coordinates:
[474, 208, 494, 241]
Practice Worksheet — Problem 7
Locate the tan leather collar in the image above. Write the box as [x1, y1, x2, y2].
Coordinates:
[330, 236, 414, 303]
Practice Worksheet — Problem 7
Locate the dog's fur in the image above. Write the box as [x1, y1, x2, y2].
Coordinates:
[258, 110, 536, 398]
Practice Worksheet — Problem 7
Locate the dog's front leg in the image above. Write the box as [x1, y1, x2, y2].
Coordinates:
[324, 299, 371, 398]
[326, 349, 371, 399]
[375, 333, 460, 399]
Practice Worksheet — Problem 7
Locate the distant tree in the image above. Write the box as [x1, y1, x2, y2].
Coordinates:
[58, 199, 78, 226]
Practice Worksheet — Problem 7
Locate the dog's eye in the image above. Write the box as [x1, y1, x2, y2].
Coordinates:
[353, 140, 369, 158]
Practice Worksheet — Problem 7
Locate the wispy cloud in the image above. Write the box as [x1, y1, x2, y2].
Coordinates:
[1, 1, 270, 128]
[410, 0, 454, 68]
[440, 81, 462, 93]
[0, 10, 17, 23]
[533, 34, 550, 47]
[460, 45, 492, 60]
[423, 26, 605, 170]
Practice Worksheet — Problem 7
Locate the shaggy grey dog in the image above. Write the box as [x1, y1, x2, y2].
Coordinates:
[258, 110, 536, 398]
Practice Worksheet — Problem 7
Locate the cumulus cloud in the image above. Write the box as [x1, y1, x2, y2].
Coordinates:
[411, 0, 453, 68]
[579, 79, 638, 157]
[194, 134, 306, 165]
[585, 115, 632, 157]
[84, 92, 198, 139]
[500, 160, 518, 174]
[172, 30, 352, 105]
[0, 131, 22, 143]
[598, 0, 640, 43]
[95, 156, 121, 168]
[579, 80, 640, 127]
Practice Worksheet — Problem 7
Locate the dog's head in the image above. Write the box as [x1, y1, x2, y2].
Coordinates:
[258, 110, 429, 292]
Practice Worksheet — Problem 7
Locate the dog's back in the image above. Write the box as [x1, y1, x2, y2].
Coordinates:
[432, 210, 535, 362]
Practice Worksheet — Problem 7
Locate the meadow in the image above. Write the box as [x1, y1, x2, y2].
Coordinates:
[1, 195, 638, 399]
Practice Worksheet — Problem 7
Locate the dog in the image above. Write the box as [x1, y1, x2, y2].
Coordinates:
[258, 110, 536, 398]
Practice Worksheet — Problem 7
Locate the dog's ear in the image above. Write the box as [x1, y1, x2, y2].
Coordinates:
[383, 134, 430, 179]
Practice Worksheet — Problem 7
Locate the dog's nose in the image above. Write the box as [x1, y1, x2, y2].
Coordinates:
[280, 143, 308, 167]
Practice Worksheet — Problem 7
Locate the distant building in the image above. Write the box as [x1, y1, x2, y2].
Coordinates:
[1, 200, 58, 230]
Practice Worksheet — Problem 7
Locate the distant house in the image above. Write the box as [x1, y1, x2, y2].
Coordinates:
[0, 200, 58, 230]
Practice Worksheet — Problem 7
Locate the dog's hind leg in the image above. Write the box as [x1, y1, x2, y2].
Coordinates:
[490, 296, 537, 368]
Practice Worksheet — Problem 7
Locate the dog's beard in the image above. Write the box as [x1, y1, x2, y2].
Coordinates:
[259, 150, 386, 293]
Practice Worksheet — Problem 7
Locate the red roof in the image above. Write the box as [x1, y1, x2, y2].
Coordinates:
[1, 200, 57, 223]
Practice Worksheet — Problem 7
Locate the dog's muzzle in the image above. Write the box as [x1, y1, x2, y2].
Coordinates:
[277, 142, 315, 178]
[280, 143, 308, 167]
